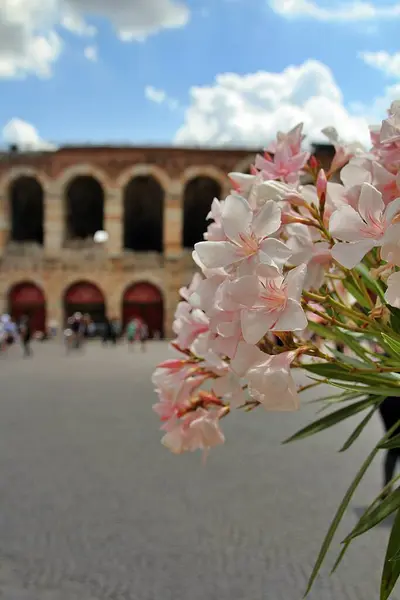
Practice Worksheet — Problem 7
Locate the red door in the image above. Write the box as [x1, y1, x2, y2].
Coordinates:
[8, 282, 46, 333]
[122, 282, 163, 338]
[64, 282, 106, 324]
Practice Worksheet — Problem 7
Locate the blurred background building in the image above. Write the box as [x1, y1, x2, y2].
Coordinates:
[0, 142, 335, 337]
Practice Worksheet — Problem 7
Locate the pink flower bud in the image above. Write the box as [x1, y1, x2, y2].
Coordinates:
[316, 169, 327, 200]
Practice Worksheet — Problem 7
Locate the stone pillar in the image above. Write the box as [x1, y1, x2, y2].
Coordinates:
[0, 189, 10, 255]
[105, 187, 123, 257]
[44, 184, 64, 255]
[163, 181, 183, 259]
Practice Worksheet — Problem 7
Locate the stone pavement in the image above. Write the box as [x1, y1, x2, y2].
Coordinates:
[0, 340, 398, 600]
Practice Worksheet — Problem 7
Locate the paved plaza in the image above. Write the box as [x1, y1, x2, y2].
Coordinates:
[0, 340, 398, 600]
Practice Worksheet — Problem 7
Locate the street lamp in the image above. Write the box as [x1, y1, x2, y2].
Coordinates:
[93, 230, 109, 244]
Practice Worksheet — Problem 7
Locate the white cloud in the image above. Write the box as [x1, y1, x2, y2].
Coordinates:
[84, 45, 98, 61]
[145, 86, 167, 104]
[360, 51, 400, 78]
[175, 60, 372, 149]
[269, 0, 400, 21]
[2, 118, 55, 151]
[65, 0, 190, 41]
[145, 85, 179, 110]
[0, 0, 189, 79]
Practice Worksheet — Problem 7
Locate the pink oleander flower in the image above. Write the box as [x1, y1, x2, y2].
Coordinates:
[329, 182, 400, 269]
[255, 143, 309, 184]
[172, 304, 210, 350]
[194, 193, 292, 277]
[371, 162, 400, 204]
[321, 127, 365, 172]
[229, 170, 292, 210]
[179, 272, 203, 302]
[267, 123, 306, 156]
[246, 350, 299, 411]
[224, 265, 308, 344]
[204, 198, 226, 241]
[161, 407, 225, 455]
[286, 224, 332, 290]
[300, 180, 347, 221]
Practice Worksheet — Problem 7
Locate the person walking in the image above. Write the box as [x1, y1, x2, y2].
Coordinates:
[19, 314, 32, 357]
[139, 320, 149, 352]
[378, 396, 400, 497]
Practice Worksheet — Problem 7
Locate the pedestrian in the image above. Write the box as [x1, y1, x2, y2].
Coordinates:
[378, 396, 400, 497]
[18, 314, 32, 357]
[139, 320, 149, 352]
[126, 318, 137, 348]
[102, 316, 112, 345]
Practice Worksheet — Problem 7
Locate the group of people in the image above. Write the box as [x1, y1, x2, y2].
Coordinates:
[0, 313, 32, 357]
[64, 313, 149, 351]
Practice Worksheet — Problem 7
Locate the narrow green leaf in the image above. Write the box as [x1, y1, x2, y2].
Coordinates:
[303, 363, 399, 387]
[345, 489, 400, 543]
[380, 433, 400, 450]
[381, 509, 400, 599]
[304, 430, 386, 596]
[342, 279, 371, 309]
[331, 541, 351, 575]
[306, 321, 372, 361]
[339, 400, 383, 452]
[331, 382, 400, 397]
[283, 397, 380, 444]
[355, 263, 386, 302]
[382, 333, 400, 360]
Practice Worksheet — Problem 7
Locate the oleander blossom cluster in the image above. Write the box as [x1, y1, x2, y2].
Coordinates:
[152, 102, 400, 457]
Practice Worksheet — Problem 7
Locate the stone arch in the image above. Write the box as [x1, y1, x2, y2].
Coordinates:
[123, 175, 164, 252]
[9, 176, 44, 244]
[122, 281, 164, 338]
[56, 164, 110, 189]
[63, 280, 106, 325]
[183, 175, 222, 248]
[0, 167, 50, 195]
[65, 175, 105, 241]
[116, 164, 172, 191]
[181, 165, 229, 194]
[8, 281, 46, 333]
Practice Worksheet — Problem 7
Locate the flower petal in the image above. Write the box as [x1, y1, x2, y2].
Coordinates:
[273, 299, 307, 332]
[221, 194, 252, 243]
[226, 275, 260, 308]
[230, 341, 265, 377]
[358, 183, 384, 225]
[331, 239, 376, 269]
[385, 272, 400, 308]
[329, 205, 365, 242]
[252, 200, 281, 238]
[284, 264, 307, 302]
[384, 198, 400, 225]
[259, 238, 292, 268]
[194, 241, 241, 269]
[241, 309, 277, 344]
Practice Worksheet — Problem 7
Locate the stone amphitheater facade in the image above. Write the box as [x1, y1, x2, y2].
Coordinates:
[0, 144, 335, 337]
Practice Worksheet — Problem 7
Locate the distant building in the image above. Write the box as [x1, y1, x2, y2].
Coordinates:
[0, 143, 336, 337]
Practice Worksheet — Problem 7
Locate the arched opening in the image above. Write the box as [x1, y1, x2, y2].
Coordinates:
[122, 282, 163, 338]
[123, 176, 164, 252]
[65, 176, 104, 241]
[8, 282, 46, 333]
[64, 281, 106, 326]
[9, 176, 44, 244]
[183, 176, 222, 248]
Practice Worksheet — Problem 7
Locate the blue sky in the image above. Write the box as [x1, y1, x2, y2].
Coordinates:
[1, 0, 400, 149]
